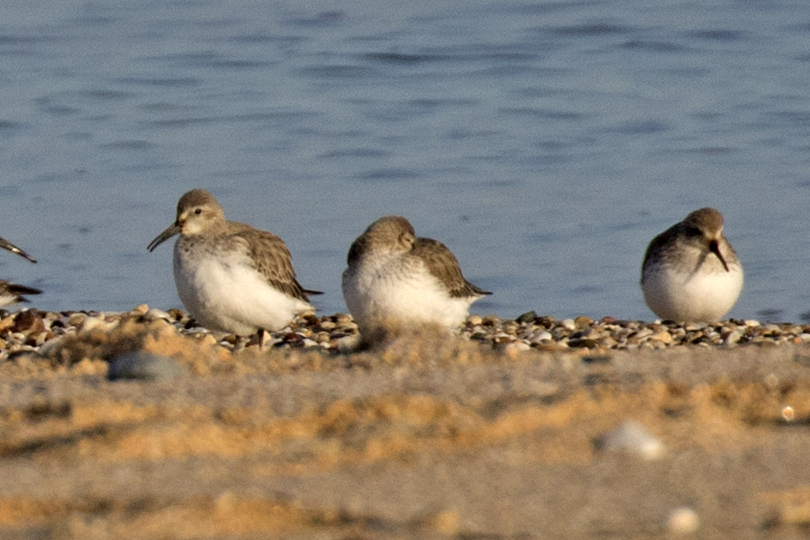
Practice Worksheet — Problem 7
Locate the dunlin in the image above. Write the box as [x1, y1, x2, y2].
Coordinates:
[342, 215, 490, 338]
[641, 207, 743, 322]
[0, 235, 40, 307]
[148, 189, 321, 336]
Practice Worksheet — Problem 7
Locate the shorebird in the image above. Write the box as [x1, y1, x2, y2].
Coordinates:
[342, 215, 490, 339]
[147, 189, 321, 336]
[641, 207, 743, 322]
[0, 235, 40, 307]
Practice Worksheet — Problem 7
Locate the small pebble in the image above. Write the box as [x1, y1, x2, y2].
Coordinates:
[531, 331, 552, 343]
[667, 507, 699, 535]
[337, 334, 364, 354]
[724, 330, 743, 346]
[79, 317, 114, 333]
[108, 351, 189, 382]
[597, 420, 665, 460]
[561, 319, 576, 331]
[515, 311, 537, 324]
[144, 308, 172, 321]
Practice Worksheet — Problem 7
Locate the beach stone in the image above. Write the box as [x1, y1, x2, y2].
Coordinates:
[502, 321, 519, 335]
[335, 313, 354, 325]
[319, 320, 336, 331]
[68, 313, 88, 326]
[340, 321, 358, 332]
[531, 330, 552, 343]
[515, 311, 537, 324]
[337, 334, 363, 354]
[11, 310, 45, 335]
[762, 324, 781, 335]
[599, 336, 618, 348]
[561, 319, 576, 331]
[108, 351, 189, 382]
[0, 314, 15, 332]
[568, 338, 598, 349]
[79, 316, 117, 333]
[724, 330, 743, 346]
[596, 420, 665, 460]
[634, 328, 653, 339]
[37, 336, 65, 357]
[144, 308, 172, 321]
[535, 316, 556, 328]
[131, 304, 149, 315]
[667, 507, 699, 535]
[574, 316, 592, 329]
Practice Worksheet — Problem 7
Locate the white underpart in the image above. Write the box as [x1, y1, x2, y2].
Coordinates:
[642, 262, 743, 322]
[342, 254, 479, 332]
[0, 293, 20, 308]
[174, 243, 313, 335]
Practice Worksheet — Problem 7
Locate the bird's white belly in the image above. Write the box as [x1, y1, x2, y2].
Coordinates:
[343, 263, 473, 332]
[174, 249, 311, 335]
[0, 293, 20, 308]
[642, 264, 744, 322]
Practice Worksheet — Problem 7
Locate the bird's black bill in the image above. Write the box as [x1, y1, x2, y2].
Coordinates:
[708, 239, 730, 272]
[147, 223, 182, 252]
[304, 289, 324, 296]
[0, 236, 36, 263]
[8, 283, 42, 296]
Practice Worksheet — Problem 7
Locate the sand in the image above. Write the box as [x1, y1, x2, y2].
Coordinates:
[1, 319, 810, 539]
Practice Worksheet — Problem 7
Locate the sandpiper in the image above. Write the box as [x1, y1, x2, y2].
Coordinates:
[641, 207, 743, 322]
[342, 215, 491, 339]
[148, 189, 321, 336]
[0, 235, 40, 307]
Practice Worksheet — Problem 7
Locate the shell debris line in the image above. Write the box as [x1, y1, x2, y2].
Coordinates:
[0, 304, 806, 370]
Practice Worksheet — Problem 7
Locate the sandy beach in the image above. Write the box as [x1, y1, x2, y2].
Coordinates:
[1, 308, 810, 539]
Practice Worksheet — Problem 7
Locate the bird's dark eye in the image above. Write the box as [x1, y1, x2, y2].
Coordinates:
[194, 209, 202, 215]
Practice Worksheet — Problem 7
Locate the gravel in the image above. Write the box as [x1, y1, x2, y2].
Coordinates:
[0, 305, 806, 360]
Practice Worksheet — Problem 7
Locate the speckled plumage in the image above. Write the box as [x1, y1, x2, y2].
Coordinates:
[148, 189, 321, 335]
[342, 215, 490, 336]
[641, 207, 743, 322]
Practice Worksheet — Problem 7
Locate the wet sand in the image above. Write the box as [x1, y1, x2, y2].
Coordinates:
[1, 316, 810, 539]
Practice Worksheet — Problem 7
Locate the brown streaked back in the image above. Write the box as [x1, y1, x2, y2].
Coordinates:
[230, 222, 322, 301]
[412, 238, 491, 299]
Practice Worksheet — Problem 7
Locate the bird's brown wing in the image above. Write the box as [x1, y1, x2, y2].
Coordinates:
[231, 223, 322, 301]
[412, 238, 490, 298]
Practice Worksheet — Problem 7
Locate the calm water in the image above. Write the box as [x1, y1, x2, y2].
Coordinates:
[0, 0, 809, 322]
